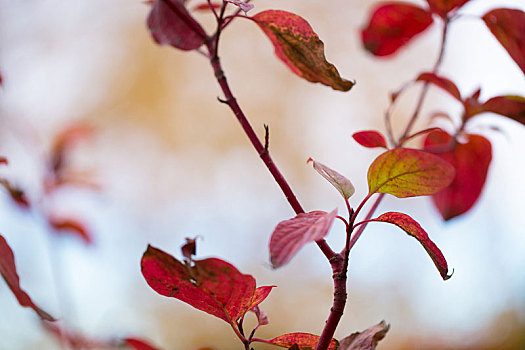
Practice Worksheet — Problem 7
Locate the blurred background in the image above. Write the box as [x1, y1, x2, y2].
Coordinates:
[0, 0, 524, 349]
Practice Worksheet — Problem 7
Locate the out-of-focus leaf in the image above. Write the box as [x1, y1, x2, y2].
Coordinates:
[308, 158, 355, 200]
[48, 216, 92, 245]
[0, 157, 7, 164]
[367, 148, 455, 198]
[426, 0, 471, 17]
[253, 10, 354, 91]
[266, 332, 339, 349]
[0, 235, 54, 321]
[416, 72, 462, 101]
[339, 321, 390, 350]
[147, 0, 207, 51]
[124, 337, 161, 350]
[141, 245, 271, 324]
[483, 8, 525, 74]
[269, 210, 337, 268]
[0, 179, 30, 208]
[361, 3, 433, 56]
[424, 129, 492, 220]
[371, 212, 452, 279]
[352, 130, 388, 149]
[477, 95, 525, 125]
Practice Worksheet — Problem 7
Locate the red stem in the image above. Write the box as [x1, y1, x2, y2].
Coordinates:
[205, 43, 336, 261]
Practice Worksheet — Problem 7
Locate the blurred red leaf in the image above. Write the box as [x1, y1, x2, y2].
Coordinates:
[51, 123, 92, 174]
[147, 0, 207, 51]
[308, 158, 355, 200]
[0, 179, 30, 208]
[483, 8, 525, 74]
[141, 245, 271, 324]
[416, 72, 462, 101]
[0, 235, 54, 321]
[477, 95, 525, 125]
[0, 157, 7, 164]
[124, 337, 161, 350]
[425, 0, 470, 17]
[48, 216, 92, 245]
[252, 305, 269, 327]
[269, 210, 337, 268]
[367, 148, 455, 198]
[352, 130, 388, 149]
[361, 3, 433, 56]
[253, 10, 354, 91]
[424, 129, 492, 220]
[43, 322, 107, 349]
[339, 321, 390, 350]
[266, 332, 339, 349]
[371, 212, 452, 279]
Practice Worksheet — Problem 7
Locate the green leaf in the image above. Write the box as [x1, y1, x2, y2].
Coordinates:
[367, 148, 455, 198]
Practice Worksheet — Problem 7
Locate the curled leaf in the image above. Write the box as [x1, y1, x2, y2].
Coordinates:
[253, 10, 354, 91]
[416, 72, 462, 101]
[267, 332, 339, 349]
[0, 235, 55, 321]
[478, 95, 525, 125]
[370, 212, 452, 280]
[308, 158, 355, 200]
[147, 0, 207, 51]
[483, 8, 525, 75]
[424, 130, 492, 220]
[181, 237, 197, 261]
[367, 148, 455, 198]
[141, 245, 271, 324]
[361, 3, 433, 56]
[225, 0, 254, 14]
[339, 321, 390, 350]
[352, 130, 388, 149]
[269, 210, 337, 268]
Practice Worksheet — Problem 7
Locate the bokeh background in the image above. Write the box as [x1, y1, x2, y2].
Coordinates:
[1, 0, 524, 349]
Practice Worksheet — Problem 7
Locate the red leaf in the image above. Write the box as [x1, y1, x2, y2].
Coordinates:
[308, 158, 355, 200]
[251, 305, 270, 326]
[483, 8, 525, 74]
[48, 216, 92, 244]
[0, 235, 54, 321]
[269, 210, 337, 268]
[425, 0, 471, 17]
[147, 0, 207, 51]
[361, 3, 434, 57]
[124, 337, 161, 350]
[266, 332, 339, 349]
[416, 72, 462, 101]
[339, 321, 390, 350]
[0, 179, 30, 208]
[181, 237, 197, 261]
[477, 95, 525, 125]
[424, 130, 492, 220]
[253, 10, 354, 91]
[367, 148, 455, 198]
[0, 157, 7, 164]
[141, 245, 271, 324]
[352, 130, 388, 149]
[370, 212, 452, 280]
[249, 285, 275, 309]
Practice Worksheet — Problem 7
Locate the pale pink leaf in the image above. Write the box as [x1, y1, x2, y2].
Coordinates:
[308, 158, 355, 199]
[269, 210, 337, 268]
